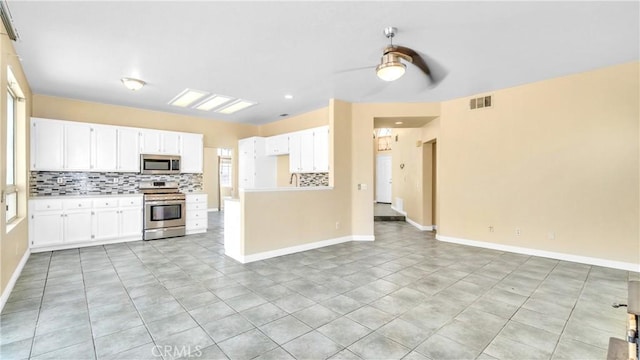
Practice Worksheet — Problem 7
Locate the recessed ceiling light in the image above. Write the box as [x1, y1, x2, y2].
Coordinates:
[395, 121, 403, 125]
[216, 100, 257, 114]
[169, 89, 209, 108]
[121, 77, 146, 91]
[284, 94, 293, 99]
[195, 95, 234, 111]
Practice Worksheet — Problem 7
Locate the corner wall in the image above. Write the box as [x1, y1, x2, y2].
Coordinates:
[438, 61, 639, 266]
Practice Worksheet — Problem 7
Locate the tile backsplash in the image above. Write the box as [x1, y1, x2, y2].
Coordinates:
[299, 173, 329, 187]
[30, 172, 203, 196]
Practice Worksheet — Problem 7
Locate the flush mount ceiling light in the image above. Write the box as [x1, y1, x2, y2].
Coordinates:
[284, 94, 293, 100]
[169, 88, 209, 108]
[195, 95, 233, 111]
[216, 99, 257, 114]
[121, 77, 146, 91]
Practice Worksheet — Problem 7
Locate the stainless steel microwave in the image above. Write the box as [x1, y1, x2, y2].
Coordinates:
[140, 154, 181, 175]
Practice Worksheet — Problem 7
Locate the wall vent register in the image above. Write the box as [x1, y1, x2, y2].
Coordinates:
[470, 95, 492, 110]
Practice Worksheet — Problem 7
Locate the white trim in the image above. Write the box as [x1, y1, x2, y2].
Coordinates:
[0, 248, 31, 313]
[436, 234, 640, 272]
[405, 217, 433, 231]
[207, 208, 219, 212]
[227, 235, 371, 264]
[390, 206, 406, 216]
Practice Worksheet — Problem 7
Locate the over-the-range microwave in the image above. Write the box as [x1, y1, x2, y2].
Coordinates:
[140, 154, 181, 175]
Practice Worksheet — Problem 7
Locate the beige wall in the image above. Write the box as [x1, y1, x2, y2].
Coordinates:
[1, 26, 33, 296]
[242, 100, 353, 254]
[390, 128, 424, 221]
[258, 107, 329, 137]
[438, 61, 639, 264]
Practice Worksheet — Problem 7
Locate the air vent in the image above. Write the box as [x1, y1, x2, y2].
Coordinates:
[470, 95, 492, 110]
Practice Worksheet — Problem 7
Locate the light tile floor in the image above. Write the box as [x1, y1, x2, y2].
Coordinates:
[1, 212, 636, 360]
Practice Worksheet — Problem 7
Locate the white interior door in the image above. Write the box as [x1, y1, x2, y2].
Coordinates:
[376, 155, 392, 203]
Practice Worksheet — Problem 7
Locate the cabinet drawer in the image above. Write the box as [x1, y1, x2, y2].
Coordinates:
[63, 199, 93, 210]
[186, 202, 207, 211]
[93, 199, 118, 208]
[186, 209, 207, 220]
[186, 194, 207, 204]
[33, 199, 63, 211]
[118, 197, 142, 207]
[186, 218, 207, 230]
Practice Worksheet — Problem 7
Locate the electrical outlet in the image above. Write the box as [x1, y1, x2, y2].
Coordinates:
[112, 178, 119, 184]
[548, 232, 555, 240]
[57, 177, 65, 184]
[516, 228, 521, 236]
[488, 226, 494, 232]
[335, 222, 340, 230]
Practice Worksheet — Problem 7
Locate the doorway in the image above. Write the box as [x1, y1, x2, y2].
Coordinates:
[376, 154, 392, 203]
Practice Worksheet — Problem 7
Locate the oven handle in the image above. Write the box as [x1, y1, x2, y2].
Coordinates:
[145, 200, 185, 206]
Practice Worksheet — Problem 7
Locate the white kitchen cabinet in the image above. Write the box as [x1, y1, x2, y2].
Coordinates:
[31, 118, 64, 170]
[92, 125, 118, 171]
[289, 126, 329, 173]
[117, 128, 140, 172]
[140, 129, 181, 155]
[29, 196, 143, 252]
[181, 133, 204, 173]
[238, 137, 276, 189]
[186, 194, 208, 235]
[265, 134, 289, 155]
[93, 196, 142, 241]
[64, 123, 93, 170]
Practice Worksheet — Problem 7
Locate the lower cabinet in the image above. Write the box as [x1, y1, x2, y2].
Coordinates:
[186, 194, 208, 235]
[29, 196, 143, 251]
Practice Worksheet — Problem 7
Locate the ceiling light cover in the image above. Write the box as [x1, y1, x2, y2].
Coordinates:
[216, 100, 257, 114]
[376, 54, 406, 81]
[121, 77, 146, 91]
[284, 94, 293, 99]
[195, 95, 234, 111]
[169, 89, 209, 107]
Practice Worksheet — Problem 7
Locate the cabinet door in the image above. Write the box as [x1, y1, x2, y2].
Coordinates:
[119, 207, 142, 239]
[238, 139, 255, 189]
[266, 134, 289, 155]
[31, 212, 64, 247]
[117, 128, 140, 172]
[181, 133, 203, 173]
[64, 211, 93, 243]
[140, 130, 162, 154]
[65, 123, 92, 170]
[162, 132, 181, 155]
[313, 127, 329, 172]
[93, 126, 117, 171]
[93, 209, 119, 241]
[299, 130, 315, 173]
[31, 119, 64, 170]
[288, 133, 301, 173]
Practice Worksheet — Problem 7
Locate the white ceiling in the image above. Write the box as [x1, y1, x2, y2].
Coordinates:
[7, 1, 639, 125]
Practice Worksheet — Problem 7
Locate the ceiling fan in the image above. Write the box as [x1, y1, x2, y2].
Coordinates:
[375, 26, 444, 85]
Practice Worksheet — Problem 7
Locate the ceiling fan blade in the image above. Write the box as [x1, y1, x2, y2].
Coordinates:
[334, 65, 376, 75]
[391, 45, 448, 87]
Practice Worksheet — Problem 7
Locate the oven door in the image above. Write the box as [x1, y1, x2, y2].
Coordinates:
[144, 199, 186, 229]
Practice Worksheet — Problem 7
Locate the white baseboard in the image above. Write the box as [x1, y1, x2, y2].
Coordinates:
[0, 248, 31, 313]
[227, 235, 373, 264]
[390, 206, 407, 216]
[436, 234, 640, 272]
[207, 208, 219, 212]
[406, 217, 434, 231]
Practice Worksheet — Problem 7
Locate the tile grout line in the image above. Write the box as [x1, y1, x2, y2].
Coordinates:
[26, 251, 52, 360]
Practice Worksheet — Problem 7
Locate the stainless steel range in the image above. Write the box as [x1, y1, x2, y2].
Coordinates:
[139, 181, 186, 240]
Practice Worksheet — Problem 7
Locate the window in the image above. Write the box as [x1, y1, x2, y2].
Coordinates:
[5, 87, 17, 222]
[376, 128, 392, 151]
[218, 148, 232, 188]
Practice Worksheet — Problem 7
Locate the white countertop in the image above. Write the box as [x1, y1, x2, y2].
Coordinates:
[241, 186, 333, 193]
[29, 193, 143, 200]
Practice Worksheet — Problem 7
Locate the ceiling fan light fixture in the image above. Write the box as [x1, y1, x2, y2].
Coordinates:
[121, 77, 145, 91]
[376, 54, 406, 81]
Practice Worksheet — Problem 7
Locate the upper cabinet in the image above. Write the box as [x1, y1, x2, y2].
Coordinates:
[265, 134, 289, 155]
[140, 129, 181, 155]
[289, 126, 329, 173]
[181, 133, 204, 173]
[238, 137, 276, 189]
[30, 118, 203, 173]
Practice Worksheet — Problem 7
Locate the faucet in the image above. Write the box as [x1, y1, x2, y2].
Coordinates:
[289, 173, 298, 187]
